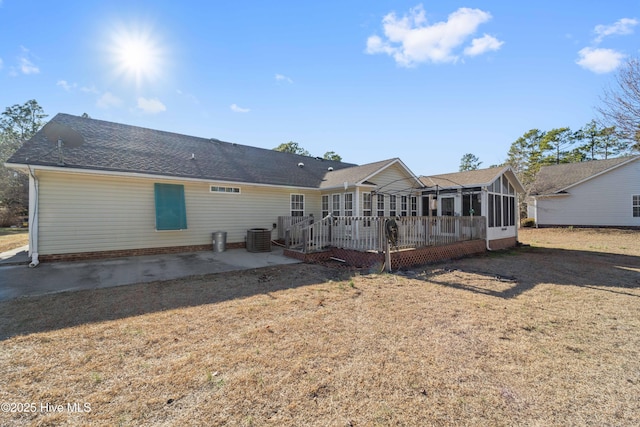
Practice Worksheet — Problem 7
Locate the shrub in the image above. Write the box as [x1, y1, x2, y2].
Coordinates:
[521, 217, 535, 228]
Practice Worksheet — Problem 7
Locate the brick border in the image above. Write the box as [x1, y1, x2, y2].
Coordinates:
[38, 242, 246, 263]
[487, 237, 517, 251]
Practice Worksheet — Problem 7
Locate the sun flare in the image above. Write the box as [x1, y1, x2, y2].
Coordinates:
[109, 23, 164, 86]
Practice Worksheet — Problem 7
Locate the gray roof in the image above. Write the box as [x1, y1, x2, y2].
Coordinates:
[320, 158, 418, 189]
[6, 113, 357, 188]
[530, 156, 640, 195]
[420, 166, 525, 193]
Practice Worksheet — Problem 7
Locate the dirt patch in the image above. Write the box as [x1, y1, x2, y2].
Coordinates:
[0, 228, 638, 426]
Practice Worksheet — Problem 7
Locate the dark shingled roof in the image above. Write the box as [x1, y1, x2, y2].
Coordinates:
[420, 166, 525, 193]
[530, 156, 640, 195]
[6, 113, 357, 188]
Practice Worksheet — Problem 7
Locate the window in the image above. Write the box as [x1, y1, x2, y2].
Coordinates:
[389, 195, 397, 217]
[363, 192, 372, 216]
[332, 193, 341, 217]
[401, 196, 408, 216]
[344, 193, 354, 216]
[210, 185, 240, 193]
[634, 195, 640, 217]
[463, 193, 481, 216]
[321, 195, 329, 218]
[488, 195, 495, 227]
[410, 196, 418, 216]
[488, 175, 516, 228]
[291, 194, 304, 217]
[377, 194, 385, 216]
[441, 197, 454, 216]
[154, 183, 187, 230]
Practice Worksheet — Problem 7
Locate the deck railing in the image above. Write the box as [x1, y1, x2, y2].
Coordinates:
[284, 215, 486, 253]
[277, 215, 314, 240]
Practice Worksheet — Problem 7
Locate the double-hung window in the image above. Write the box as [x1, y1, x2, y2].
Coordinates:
[321, 195, 329, 218]
[291, 194, 305, 217]
[332, 194, 341, 217]
[377, 194, 385, 217]
[344, 193, 354, 216]
[389, 195, 397, 217]
[400, 196, 408, 216]
[633, 195, 640, 217]
[363, 193, 372, 216]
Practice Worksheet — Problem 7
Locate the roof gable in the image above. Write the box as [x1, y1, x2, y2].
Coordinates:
[320, 158, 422, 190]
[530, 156, 640, 195]
[6, 113, 357, 188]
[421, 166, 525, 193]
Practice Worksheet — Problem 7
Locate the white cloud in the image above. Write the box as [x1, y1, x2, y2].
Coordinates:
[594, 18, 638, 43]
[230, 103, 250, 113]
[275, 73, 293, 83]
[365, 4, 502, 66]
[96, 92, 123, 109]
[18, 47, 39, 74]
[81, 85, 100, 94]
[137, 97, 166, 113]
[576, 47, 625, 73]
[56, 80, 75, 91]
[464, 34, 504, 56]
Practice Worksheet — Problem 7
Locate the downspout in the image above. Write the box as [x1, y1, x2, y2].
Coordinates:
[27, 166, 39, 267]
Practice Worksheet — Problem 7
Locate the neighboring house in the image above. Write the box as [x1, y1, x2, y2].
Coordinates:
[420, 166, 525, 250]
[528, 156, 640, 228]
[5, 113, 424, 262]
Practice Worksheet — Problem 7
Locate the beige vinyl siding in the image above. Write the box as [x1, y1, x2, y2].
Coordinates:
[319, 163, 419, 217]
[37, 170, 320, 255]
[367, 164, 420, 216]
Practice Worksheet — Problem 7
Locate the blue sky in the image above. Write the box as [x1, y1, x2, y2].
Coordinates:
[1, 1, 638, 175]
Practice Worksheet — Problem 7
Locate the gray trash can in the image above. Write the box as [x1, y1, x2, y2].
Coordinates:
[212, 231, 227, 252]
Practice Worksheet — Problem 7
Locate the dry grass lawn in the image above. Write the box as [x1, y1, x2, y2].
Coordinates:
[0, 228, 638, 426]
[0, 228, 28, 253]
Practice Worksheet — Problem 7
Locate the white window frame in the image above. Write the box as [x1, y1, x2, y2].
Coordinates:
[363, 192, 372, 217]
[332, 193, 341, 217]
[401, 196, 408, 217]
[321, 195, 329, 218]
[210, 185, 241, 194]
[389, 195, 397, 217]
[377, 194, 385, 217]
[633, 195, 640, 217]
[344, 192, 354, 216]
[291, 194, 305, 217]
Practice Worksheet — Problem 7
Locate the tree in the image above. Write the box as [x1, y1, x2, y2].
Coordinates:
[539, 127, 574, 165]
[505, 129, 546, 191]
[459, 153, 482, 171]
[0, 100, 47, 225]
[597, 56, 640, 152]
[323, 151, 342, 161]
[273, 141, 342, 161]
[574, 120, 623, 160]
[273, 141, 311, 157]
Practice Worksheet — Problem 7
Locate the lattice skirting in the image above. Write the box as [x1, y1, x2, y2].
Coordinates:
[284, 239, 489, 270]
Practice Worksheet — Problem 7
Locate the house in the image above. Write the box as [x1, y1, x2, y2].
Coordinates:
[528, 156, 640, 228]
[420, 166, 525, 250]
[5, 113, 425, 263]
